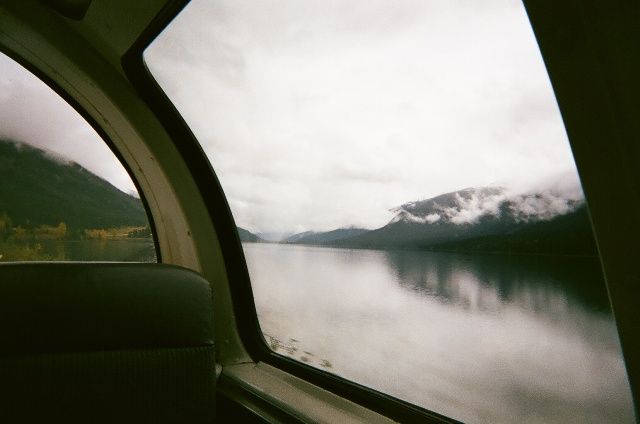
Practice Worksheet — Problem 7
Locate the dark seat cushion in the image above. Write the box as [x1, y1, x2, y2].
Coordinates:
[0, 263, 214, 355]
[0, 263, 216, 423]
[1, 346, 216, 422]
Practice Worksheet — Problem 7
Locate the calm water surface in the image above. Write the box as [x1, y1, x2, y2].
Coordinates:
[0, 239, 157, 262]
[243, 242, 634, 424]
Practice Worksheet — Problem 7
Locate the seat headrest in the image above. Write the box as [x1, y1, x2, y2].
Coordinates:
[0, 263, 214, 355]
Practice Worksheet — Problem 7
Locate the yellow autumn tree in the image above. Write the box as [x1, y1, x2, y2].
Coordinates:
[0, 213, 12, 238]
[54, 222, 67, 239]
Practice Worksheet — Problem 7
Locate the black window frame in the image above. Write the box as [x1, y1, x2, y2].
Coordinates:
[121, 0, 640, 422]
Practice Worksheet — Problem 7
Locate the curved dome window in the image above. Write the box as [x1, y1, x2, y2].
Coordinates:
[0, 52, 156, 262]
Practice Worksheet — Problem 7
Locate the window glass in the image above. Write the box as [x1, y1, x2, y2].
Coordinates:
[145, 1, 633, 422]
[0, 52, 156, 262]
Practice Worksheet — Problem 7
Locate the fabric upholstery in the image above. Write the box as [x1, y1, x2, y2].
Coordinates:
[0, 263, 216, 423]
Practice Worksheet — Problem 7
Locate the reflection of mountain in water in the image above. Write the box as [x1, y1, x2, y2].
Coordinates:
[245, 243, 632, 423]
[384, 249, 610, 316]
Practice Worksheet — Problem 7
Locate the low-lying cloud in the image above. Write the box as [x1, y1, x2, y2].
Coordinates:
[393, 172, 585, 226]
[0, 53, 137, 194]
[0, 0, 584, 235]
[146, 0, 580, 234]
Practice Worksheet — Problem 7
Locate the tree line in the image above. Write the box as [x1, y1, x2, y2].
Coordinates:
[0, 212, 151, 241]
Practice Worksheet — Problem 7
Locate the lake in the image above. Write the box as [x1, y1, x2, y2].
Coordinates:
[0, 239, 157, 262]
[243, 242, 634, 424]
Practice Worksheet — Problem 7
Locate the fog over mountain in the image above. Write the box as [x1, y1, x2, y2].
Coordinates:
[281, 177, 595, 256]
[146, 0, 579, 235]
[284, 227, 369, 245]
[0, 0, 585, 237]
[391, 178, 584, 227]
[256, 232, 295, 243]
[280, 172, 584, 235]
[237, 227, 262, 242]
[0, 139, 147, 232]
[0, 54, 137, 194]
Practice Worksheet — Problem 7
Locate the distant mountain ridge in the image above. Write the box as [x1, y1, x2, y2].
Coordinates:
[4, 139, 591, 256]
[0, 139, 147, 232]
[284, 227, 369, 245]
[237, 227, 262, 242]
[389, 186, 584, 225]
[256, 231, 294, 242]
[283, 185, 597, 256]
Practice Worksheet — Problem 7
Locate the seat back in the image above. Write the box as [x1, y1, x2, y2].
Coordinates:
[0, 263, 215, 423]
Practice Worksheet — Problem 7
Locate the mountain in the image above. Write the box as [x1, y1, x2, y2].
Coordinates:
[285, 227, 370, 245]
[237, 227, 262, 242]
[256, 231, 294, 242]
[0, 139, 147, 233]
[283, 231, 315, 243]
[430, 206, 597, 255]
[333, 186, 596, 256]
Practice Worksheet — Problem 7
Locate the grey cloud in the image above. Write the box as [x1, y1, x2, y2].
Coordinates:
[146, 0, 581, 233]
[392, 172, 585, 226]
[0, 54, 137, 194]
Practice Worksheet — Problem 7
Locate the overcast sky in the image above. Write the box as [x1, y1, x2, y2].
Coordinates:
[0, 54, 137, 194]
[0, 0, 580, 234]
[145, 0, 580, 234]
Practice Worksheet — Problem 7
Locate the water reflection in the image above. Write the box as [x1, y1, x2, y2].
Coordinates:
[0, 239, 156, 262]
[244, 243, 634, 424]
[58, 239, 157, 262]
[384, 250, 611, 315]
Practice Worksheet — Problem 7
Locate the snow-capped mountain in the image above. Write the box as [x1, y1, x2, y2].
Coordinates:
[332, 184, 595, 255]
[390, 185, 584, 226]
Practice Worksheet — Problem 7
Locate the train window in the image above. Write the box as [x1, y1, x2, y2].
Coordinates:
[145, 0, 633, 422]
[0, 52, 156, 262]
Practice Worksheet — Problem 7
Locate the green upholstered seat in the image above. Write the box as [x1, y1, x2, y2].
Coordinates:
[0, 263, 216, 423]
